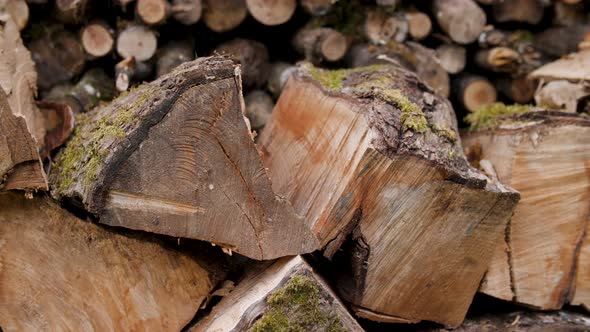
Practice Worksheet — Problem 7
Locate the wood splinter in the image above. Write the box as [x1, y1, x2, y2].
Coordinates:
[49, 56, 319, 260]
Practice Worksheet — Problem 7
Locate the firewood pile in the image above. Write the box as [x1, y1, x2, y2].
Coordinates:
[1, 0, 589, 331]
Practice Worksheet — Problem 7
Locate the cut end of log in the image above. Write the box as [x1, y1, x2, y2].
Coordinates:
[202, 0, 248, 32]
[461, 76, 497, 112]
[320, 30, 348, 62]
[6, 0, 29, 31]
[171, 0, 202, 25]
[137, 0, 170, 25]
[406, 11, 432, 41]
[246, 0, 296, 26]
[81, 23, 114, 58]
[116, 25, 158, 61]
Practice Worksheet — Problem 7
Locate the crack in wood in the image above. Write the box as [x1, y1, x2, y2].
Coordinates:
[107, 190, 206, 215]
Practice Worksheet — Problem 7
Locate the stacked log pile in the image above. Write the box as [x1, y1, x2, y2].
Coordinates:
[1, 0, 590, 331]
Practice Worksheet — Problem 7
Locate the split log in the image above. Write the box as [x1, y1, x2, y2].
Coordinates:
[4, 0, 29, 31]
[245, 89, 274, 130]
[293, 27, 348, 63]
[80, 21, 115, 58]
[49, 56, 319, 260]
[215, 38, 270, 88]
[202, 0, 247, 33]
[171, 0, 202, 25]
[0, 191, 228, 331]
[463, 110, 590, 310]
[267, 61, 296, 97]
[0, 16, 46, 191]
[136, 0, 170, 25]
[496, 75, 536, 104]
[192, 256, 364, 332]
[116, 24, 158, 62]
[432, 0, 486, 44]
[454, 74, 497, 112]
[246, 0, 296, 26]
[258, 63, 519, 326]
[406, 11, 432, 41]
[572, 225, 590, 310]
[300, 0, 337, 16]
[156, 40, 194, 77]
[535, 24, 590, 59]
[436, 43, 466, 74]
[492, 0, 544, 25]
[346, 41, 450, 98]
[54, 0, 90, 24]
[27, 24, 85, 91]
[364, 10, 408, 45]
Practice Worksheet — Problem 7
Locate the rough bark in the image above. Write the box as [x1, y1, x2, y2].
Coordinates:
[26, 24, 85, 91]
[293, 27, 348, 63]
[245, 0, 296, 26]
[49, 56, 319, 260]
[258, 63, 519, 327]
[346, 41, 450, 98]
[0, 191, 228, 331]
[432, 0, 486, 44]
[215, 38, 270, 88]
[463, 111, 590, 310]
[202, 0, 247, 33]
[192, 256, 364, 332]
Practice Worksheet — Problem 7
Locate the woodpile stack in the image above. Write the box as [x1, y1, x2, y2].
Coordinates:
[1, 0, 589, 331]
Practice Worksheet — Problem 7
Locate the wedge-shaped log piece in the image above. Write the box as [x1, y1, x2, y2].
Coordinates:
[463, 109, 590, 310]
[0, 192, 227, 331]
[49, 56, 319, 260]
[258, 64, 520, 327]
[0, 17, 46, 191]
[192, 256, 364, 332]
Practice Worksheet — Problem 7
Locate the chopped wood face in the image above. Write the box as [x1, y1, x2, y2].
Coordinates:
[50, 57, 318, 260]
[0, 192, 225, 331]
[464, 117, 590, 310]
[102, 78, 318, 259]
[192, 256, 364, 332]
[258, 66, 519, 327]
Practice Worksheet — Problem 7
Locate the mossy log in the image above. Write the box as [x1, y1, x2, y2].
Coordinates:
[0, 191, 228, 331]
[257, 63, 520, 327]
[346, 41, 450, 98]
[0, 16, 46, 191]
[49, 56, 319, 260]
[463, 110, 590, 311]
[192, 256, 364, 332]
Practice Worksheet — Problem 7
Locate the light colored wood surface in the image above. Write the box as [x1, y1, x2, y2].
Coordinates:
[0, 192, 226, 331]
[464, 114, 590, 310]
[530, 50, 590, 82]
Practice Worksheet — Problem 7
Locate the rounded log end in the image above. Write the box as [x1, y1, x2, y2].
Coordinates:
[81, 23, 114, 58]
[464, 79, 497, 112]
[321, 31, 348, 62]
[116, 25, 158, 61]
[137, 0, 169, 25]
[246, 0, 296, 26]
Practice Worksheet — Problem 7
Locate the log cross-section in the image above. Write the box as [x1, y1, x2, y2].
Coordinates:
[258, 63, 520, 327]
[49, 56, 319, 260]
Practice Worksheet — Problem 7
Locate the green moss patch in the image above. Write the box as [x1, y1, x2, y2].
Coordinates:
[52, 85, 152, 197]
[251, 274, 346, 332]
[465, 102, 531, 131]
